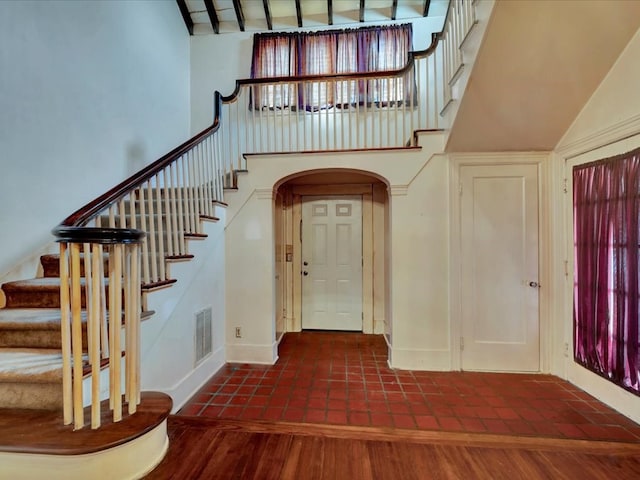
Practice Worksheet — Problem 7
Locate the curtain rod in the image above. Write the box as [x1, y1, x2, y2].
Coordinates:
[254, 23, 412, 39]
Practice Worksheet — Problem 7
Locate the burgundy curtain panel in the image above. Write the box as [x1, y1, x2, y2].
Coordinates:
[573, 146, 640, 395]
[249, 24, 412, 110]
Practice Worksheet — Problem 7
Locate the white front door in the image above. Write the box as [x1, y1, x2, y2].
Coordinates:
[301, 196, 363, 331]
[460, 164, 540, 371]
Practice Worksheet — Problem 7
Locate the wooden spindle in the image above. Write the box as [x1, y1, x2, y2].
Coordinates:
[154, 174, 166, 280]
[163, 168, 174, 257]
[90, 243, 102, 429]
[138, 184, 150, 285]
[146, 180, 158, 283]
[58, 243, 73, 426]
[70, 243, 84, 430]
[110, 244, 123, 422]
[170, 163, 183, 255]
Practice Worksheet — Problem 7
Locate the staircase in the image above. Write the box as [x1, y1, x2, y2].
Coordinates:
[0, 258, 82, 411]
[0, 196, 225, 478]
[0, 1, 480, 476]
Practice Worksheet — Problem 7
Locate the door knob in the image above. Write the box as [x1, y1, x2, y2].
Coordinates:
[529, 281, 540, 288]
[303, 271, 309, 276]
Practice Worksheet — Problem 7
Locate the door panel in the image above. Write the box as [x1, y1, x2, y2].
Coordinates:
[460, 164, 539, 371]
[302, 196, 363, 331]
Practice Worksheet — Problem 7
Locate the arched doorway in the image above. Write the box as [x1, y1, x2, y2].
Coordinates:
[273, 170, 389, 338]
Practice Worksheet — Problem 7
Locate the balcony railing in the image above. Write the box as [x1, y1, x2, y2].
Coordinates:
[216, 0, 476, 181]
[51, 0, 476, 430]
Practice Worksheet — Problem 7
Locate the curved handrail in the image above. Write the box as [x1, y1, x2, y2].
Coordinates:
[52, 226, 145, 244]
[220, 31, 442, 102]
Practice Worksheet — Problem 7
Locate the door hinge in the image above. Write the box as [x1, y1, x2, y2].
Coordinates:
[460, 336, 464, 351]
[362, 312, 364, 320]
[564, 260, 569, 277]
[459, 182, 463, 196]
[563, 178, 568, 194]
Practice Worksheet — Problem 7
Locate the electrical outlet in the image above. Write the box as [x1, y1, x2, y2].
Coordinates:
[235, 327, 242, 338]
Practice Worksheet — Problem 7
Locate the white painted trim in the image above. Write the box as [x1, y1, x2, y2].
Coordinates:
[556, 113, 640, 160]
[159, 345, 225, 413]
[389, 347, 451, 371]
[226, 341, 278, 365]
[255, 188, 274, 200]
[0, 421, 168, 480]
[389, 185, 409, 196]
[373, 316, 385, 334]
[449, 152, 551, 373]
[568, 363, 640, 424]
[561, 138, 640, 424]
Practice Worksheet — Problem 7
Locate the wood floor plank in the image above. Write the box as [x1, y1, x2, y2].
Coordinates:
[145, 416, 640, 479]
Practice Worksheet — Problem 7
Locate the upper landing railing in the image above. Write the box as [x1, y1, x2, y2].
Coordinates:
[217, 0, 477, 177]
[50, 0, 476, 431]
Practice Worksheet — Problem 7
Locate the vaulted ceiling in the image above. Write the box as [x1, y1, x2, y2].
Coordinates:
[177, 0, 449, 35]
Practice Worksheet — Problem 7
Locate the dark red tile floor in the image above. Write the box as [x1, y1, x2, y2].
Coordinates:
[177, 332, 640, 442]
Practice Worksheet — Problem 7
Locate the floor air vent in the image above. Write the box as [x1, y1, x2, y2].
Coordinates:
[195, 307, 213, 365]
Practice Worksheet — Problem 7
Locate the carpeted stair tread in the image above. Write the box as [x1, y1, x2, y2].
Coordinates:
[40, 253, 109, 278]
[2, 277, 89, 308]
[0, 308, 89, 349]
[0, 349, 64, 383]
[0, 308, 85, 330]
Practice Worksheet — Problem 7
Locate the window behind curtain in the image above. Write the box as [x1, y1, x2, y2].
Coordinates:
[573, 147, 640, 396]
[250, 24, 413, 111]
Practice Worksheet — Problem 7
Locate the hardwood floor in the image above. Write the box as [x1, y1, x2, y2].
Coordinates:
[145, 416, 640, 479]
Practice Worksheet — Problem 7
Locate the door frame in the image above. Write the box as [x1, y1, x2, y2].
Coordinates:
[449, 153, 551, 372]
[291, 185, 374, 333]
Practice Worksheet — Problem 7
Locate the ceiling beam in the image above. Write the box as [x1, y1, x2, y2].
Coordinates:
[360, 0, 365, 22]
[327, 0, 333, 26]
[262, 0, 273, 30]
[423, 0, 431, 17]
[295, 0, 303, 27]
[391, 0, 398, 20]
[176, 0, 194, 36]
[232, 0, 245, 32]
[203, 0, 220, 34]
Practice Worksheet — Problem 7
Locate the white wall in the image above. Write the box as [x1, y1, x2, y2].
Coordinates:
[190, 16, 447, 133]
[0, 0, 190, 281]
[142, 210, 226, 412]
[553, 27, 640, 423]
[223, 134, 449, 368]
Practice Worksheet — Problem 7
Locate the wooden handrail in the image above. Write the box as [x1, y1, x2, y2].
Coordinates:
[52, 227, 145, 244]
[220, 30, 443, 102]
[52, 0, 458, 235]
[55, 125, 217, 230]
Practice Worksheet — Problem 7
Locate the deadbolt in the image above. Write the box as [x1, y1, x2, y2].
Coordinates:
[303, 261, 308, 266]
[529, 281, 540, 288]
[303, 271, 309, 276]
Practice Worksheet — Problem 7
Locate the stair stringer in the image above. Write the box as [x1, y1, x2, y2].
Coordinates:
[441, 0, 496, 148]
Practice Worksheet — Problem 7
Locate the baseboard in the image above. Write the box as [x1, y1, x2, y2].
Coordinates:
[373, 317, 385, 335]
[159, 346, 225, 413]
[567, 362, 640, 424]
[389, 347, 451, 371]
[226, 341, 278, 365]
